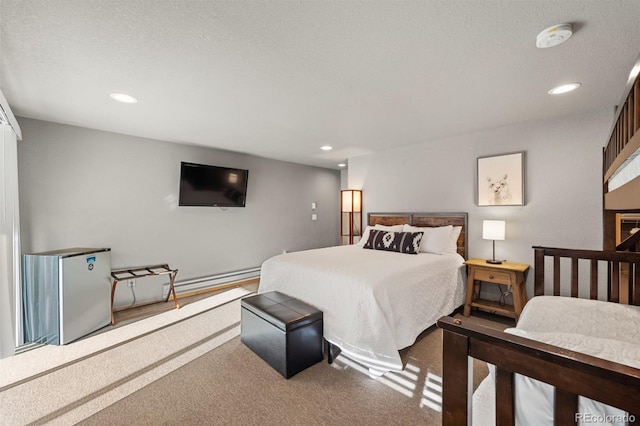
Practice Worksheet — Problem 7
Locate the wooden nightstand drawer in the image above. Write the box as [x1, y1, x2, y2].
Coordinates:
[473, 268, 512, 285]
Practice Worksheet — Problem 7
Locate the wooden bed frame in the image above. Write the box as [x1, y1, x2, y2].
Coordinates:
[438, 246, 640, 425]
[367, 212, 468, 259]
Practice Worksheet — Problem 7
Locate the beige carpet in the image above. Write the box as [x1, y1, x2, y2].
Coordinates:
[78, 311, 512, 426]
[1, 285, 512, 426]
[0, 287, 254, 425]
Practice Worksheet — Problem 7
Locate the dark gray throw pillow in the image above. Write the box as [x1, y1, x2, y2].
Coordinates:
[363, 230, 424, 254]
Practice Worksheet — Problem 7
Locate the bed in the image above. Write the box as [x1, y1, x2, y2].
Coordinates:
[438, 246, 640, 425]
[258, 212, 468, 374]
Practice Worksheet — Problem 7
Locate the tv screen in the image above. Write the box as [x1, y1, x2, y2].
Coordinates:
[179, 162, 249, 207]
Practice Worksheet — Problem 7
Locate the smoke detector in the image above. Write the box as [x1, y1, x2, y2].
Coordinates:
[536, 23, 573, 48]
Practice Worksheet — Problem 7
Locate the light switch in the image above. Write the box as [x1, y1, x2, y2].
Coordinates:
[311, 213, 318, 221]
[311, 202, 317, 210]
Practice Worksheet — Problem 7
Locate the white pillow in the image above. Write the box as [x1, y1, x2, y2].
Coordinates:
[449, 226, 462, 254]
[356, 224, 405, 247]
[356, 226, 374, 247]
[403, 224, 454, 254]
[423, 225, 454, 254]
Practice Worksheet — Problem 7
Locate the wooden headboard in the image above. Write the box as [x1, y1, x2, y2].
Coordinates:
[368, 212, 468, 259]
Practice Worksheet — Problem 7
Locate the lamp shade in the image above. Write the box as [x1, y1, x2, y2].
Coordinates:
[340, 190, 362, 245]
[341, 190, 362, 213]
[482, 220, 505, 241]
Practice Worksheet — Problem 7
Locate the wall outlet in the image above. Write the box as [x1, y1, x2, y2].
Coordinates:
[311, 213, 318, 221]
[127, 279, 136, 287]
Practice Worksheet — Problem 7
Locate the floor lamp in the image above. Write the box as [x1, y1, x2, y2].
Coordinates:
[341, 190, 362, 245]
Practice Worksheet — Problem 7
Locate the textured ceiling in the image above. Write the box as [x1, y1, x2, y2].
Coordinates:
[2, 0, 640, 169]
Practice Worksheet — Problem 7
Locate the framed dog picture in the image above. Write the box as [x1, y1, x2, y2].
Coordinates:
[477, 151, 525, 206]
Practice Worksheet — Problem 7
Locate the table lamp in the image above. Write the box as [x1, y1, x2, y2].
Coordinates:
[483, 220, 505, 264]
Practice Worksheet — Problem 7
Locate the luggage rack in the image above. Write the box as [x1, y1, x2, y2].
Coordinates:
[110, 264, 179, 325]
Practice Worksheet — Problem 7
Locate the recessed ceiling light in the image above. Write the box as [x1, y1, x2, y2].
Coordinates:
[536, 23, 573, 49]
[110, 92, 138, 103]
[548, 83, 581, 95]
[321, 145, 333, 151]
[338, 163, 346, 167]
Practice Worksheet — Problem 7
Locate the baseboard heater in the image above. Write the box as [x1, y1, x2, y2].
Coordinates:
[162, 266, 261, 297]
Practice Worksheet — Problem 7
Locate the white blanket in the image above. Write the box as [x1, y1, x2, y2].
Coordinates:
[473, 296, 640, 426]
[259, 245, 465, 372]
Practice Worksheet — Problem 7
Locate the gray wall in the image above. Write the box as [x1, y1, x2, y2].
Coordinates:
[17, 109, 612, 305]
[17, 118, 340, 298]
[347, 109, 613, 297]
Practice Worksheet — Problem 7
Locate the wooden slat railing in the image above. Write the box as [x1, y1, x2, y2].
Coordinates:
[533, 246, 640, 306]
[439, 246, 640, 425]
[604, 76, 640, 179]
[438, 316, 640, 426]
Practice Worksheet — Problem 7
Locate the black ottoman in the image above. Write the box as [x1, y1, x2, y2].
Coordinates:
[241, 291, 323, 378]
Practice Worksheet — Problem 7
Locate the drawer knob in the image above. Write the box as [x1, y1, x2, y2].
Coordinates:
[489, 274, 495, 279]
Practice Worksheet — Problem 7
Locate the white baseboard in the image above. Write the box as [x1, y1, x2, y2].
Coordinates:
[163, 267, 260, 297]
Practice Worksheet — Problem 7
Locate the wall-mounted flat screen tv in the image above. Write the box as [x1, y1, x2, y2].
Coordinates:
[179, 162, 249, 207]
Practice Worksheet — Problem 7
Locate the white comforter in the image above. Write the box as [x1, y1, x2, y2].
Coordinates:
[473, 296, 640, 426]
[259, 245, 465, 372]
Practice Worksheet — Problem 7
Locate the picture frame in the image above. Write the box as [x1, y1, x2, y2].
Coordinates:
[477, 151, 525, 206]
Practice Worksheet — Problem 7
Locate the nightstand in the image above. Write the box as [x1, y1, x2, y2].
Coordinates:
[463, 258, 530, 321]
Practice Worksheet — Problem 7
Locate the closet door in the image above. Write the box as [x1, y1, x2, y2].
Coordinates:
[0, 124, 21, 359]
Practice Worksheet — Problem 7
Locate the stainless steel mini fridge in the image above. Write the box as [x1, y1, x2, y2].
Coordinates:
[23, 248, 111, 345]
